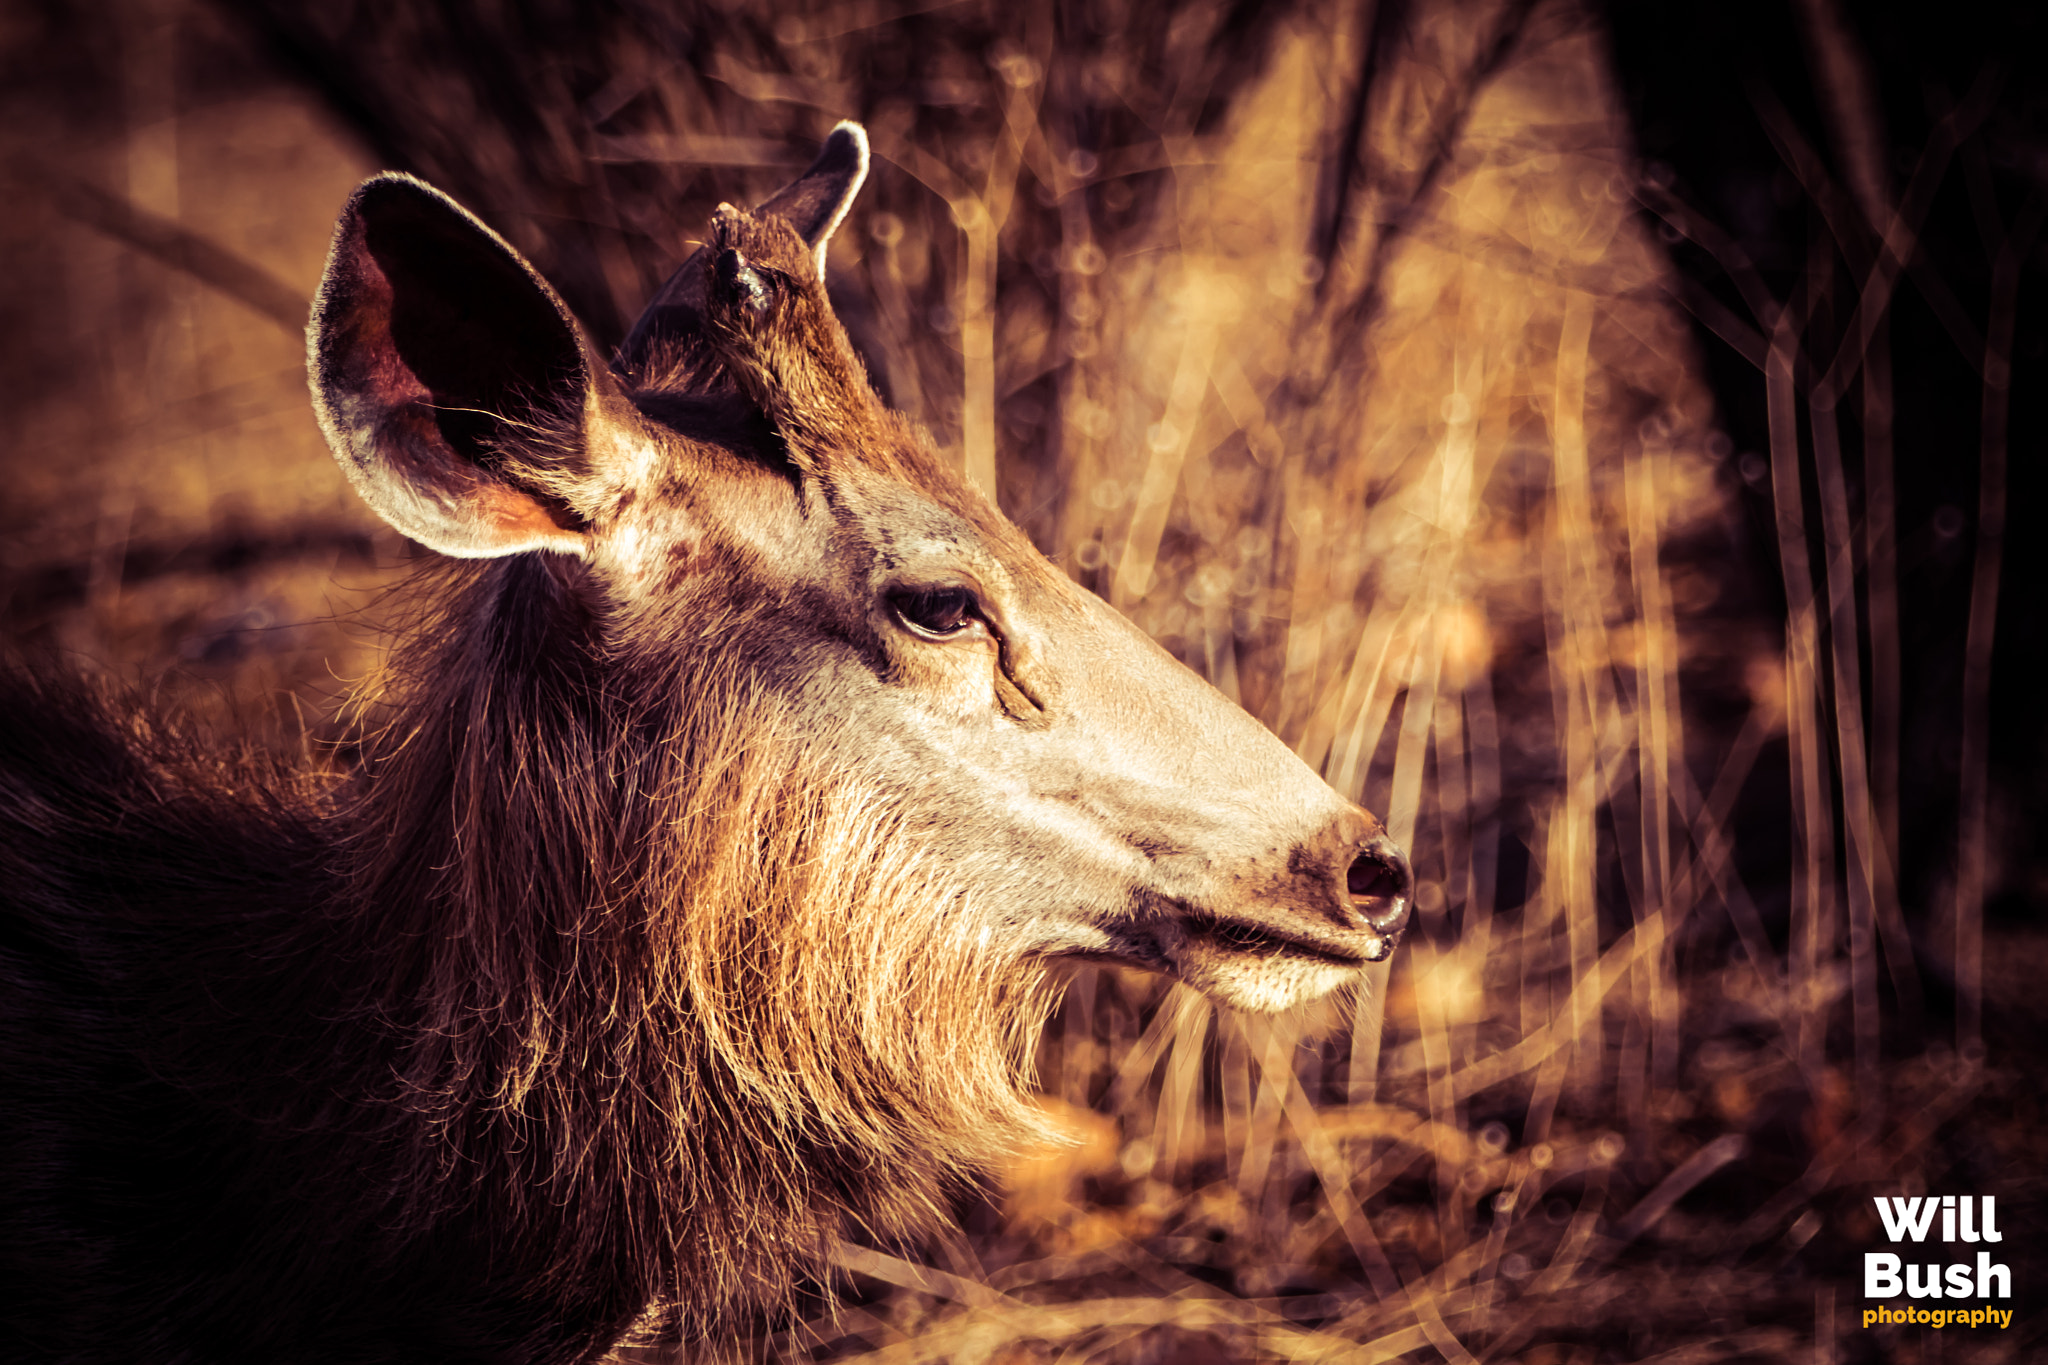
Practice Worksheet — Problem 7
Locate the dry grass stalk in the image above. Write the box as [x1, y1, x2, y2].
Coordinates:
[2, 0, 2036, 1360]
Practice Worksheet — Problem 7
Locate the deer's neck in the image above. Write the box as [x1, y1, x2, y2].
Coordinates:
[337, 556, 1045, 1325]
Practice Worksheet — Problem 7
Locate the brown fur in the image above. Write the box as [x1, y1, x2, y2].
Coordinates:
[0, 553, 1055, 1362]
[0, 124, 1409, 1365]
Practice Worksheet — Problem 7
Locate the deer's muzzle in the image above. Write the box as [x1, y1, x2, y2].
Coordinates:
[1103, 809, 1414, 1014]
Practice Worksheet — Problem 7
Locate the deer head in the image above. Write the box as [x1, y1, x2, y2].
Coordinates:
[307, 123, 1411, 1019]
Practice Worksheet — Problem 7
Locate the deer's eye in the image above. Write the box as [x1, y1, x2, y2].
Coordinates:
[889, 586, 982, 639]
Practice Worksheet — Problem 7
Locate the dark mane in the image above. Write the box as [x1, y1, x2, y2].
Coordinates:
[0, 560, 1051, 1359]
[2, 123, 1408, 1365]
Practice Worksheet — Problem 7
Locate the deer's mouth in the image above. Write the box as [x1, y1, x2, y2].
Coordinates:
[1175, 910, 1386, 968]
[1065, 896, 1401, 1014]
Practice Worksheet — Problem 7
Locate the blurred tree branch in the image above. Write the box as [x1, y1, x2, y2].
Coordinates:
[27, 164, 308, 334]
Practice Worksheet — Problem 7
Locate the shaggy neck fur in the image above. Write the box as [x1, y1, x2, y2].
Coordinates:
[324, 554, 1049, 1339]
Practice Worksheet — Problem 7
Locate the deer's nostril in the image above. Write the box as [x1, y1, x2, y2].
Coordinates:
[1345, 835, 1413, 942]
[1346, 854, 1399, 901]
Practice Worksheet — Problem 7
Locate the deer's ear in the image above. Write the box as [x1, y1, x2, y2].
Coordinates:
[617, 123, 871, 369]
[756, 121, 869, 282]
[309, 173, 594, 559]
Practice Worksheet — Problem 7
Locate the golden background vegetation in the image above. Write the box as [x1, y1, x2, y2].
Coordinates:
[1, 0, 2041, 1360]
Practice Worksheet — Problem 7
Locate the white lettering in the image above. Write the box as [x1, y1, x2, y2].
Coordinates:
[1960, 1196, 1980, 1242]
[1945, 1263, 1975, 1296]
[1906, 1263, 1943, 1298]
[1982, 1195, 2003, 1243]
[1866, 1252, 1902, 1297]
[1941, 1195, 1955, 1242]
[1875, 1197, 1938, 1242]
[1978, 1251, 2011, 1298]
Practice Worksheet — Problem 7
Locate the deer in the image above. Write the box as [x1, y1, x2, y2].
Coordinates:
[0, 123, 1411, 1364]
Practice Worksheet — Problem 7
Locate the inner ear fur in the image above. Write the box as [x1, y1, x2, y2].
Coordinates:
[309, 173, 600, 559]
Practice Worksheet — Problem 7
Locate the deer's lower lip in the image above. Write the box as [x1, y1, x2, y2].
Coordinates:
[1061, 901, 1398, 978]
[1179, 912, 1378, 968]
